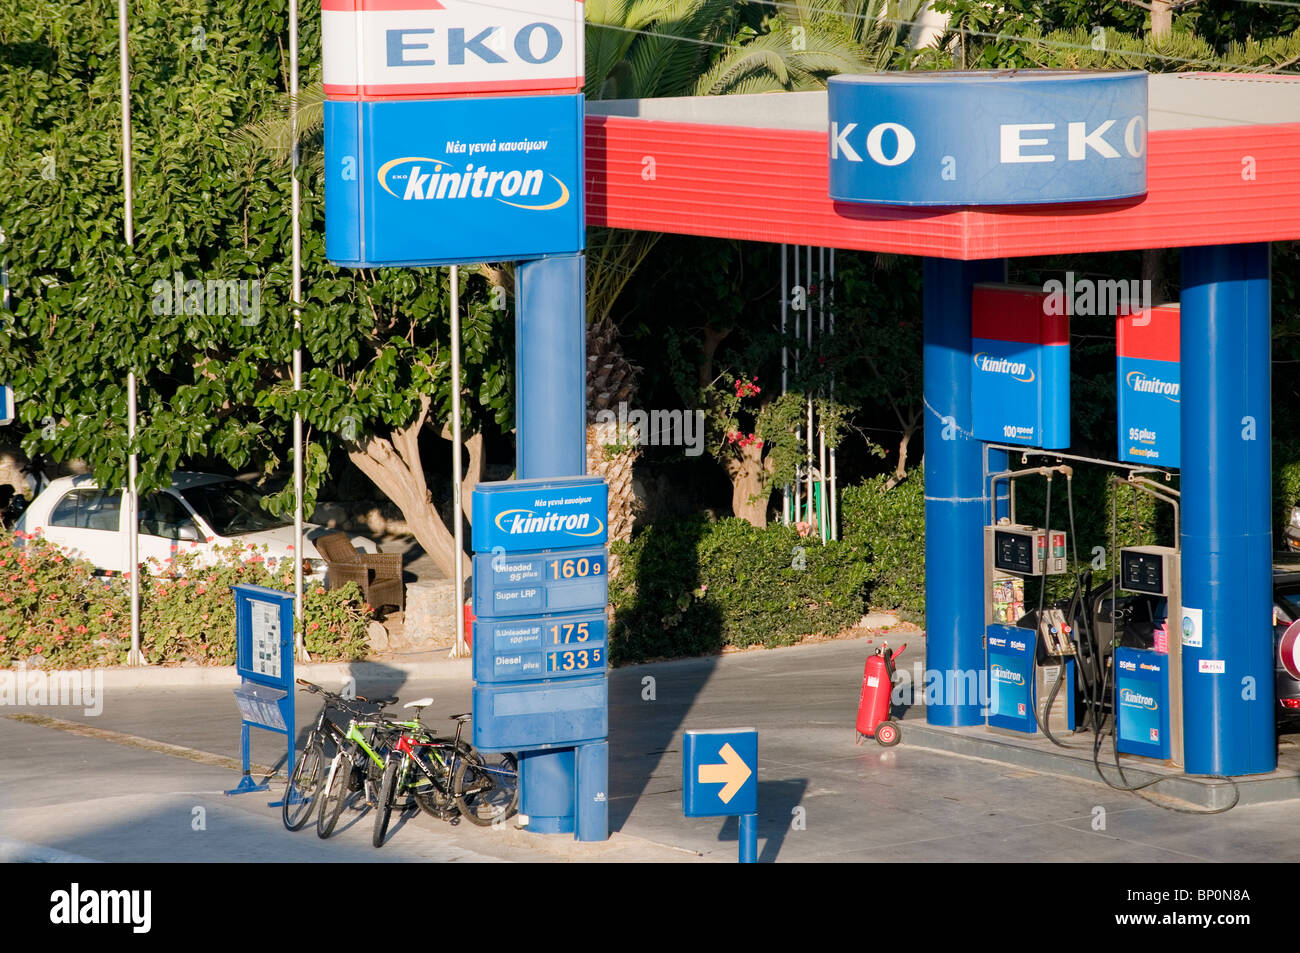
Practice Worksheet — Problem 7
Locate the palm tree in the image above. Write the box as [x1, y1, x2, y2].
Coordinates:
[582, 0, 927, 540]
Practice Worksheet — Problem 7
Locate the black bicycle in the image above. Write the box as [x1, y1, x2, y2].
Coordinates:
[282, 679, 395, 832]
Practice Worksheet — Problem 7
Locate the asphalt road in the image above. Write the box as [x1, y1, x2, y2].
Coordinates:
[3, 634, 1300, 862]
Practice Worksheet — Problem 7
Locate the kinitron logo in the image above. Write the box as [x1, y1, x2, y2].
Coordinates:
[973, 352, 1035, 384]
[377, 157, 570, 211]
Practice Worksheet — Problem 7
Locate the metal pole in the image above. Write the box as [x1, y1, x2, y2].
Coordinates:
[805, 246, 814, 534]
[290, 0, 306, 659]
[792, 247, 801, 526]
[829, 249, 838, 540]
[119, 0, 141, 666]
[451, 265, 468, 658]
[128, 373, 140, 665]
[779, 246, 787, 524]
[817, 247, 827, 544]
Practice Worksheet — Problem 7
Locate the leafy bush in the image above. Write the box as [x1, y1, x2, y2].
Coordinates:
[609, 515, 870, 663]
[840, 469, 927, 618]
[0, 531, 370, 668]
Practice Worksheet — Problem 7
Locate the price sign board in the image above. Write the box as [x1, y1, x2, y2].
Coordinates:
[470, 476, 609, 753]
[472, 546, 607, 616]
[472, 612, 607, 682]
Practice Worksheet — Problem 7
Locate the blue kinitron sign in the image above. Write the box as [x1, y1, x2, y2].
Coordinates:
[470, 477, 609, 753]
[325, 93, 584, 267]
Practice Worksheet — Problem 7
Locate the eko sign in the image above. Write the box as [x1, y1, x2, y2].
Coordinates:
[322, 0, 584, 99]
[828, 71, 1147, 206]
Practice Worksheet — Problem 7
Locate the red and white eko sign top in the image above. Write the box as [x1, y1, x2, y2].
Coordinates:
[322, 0, 585, 100]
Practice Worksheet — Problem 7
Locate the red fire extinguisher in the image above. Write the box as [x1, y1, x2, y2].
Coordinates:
[855, 643, 906, 747]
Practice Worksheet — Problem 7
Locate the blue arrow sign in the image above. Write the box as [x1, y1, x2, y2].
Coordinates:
[683, 728, 758, 818]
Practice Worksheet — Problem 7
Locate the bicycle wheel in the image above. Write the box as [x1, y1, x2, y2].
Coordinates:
[282, 737, 324, 832]
[371, 755, 403, 848]
[316, 751, 353, 839]
[410, 742, 465, 819]
[454, 751, 518, 827]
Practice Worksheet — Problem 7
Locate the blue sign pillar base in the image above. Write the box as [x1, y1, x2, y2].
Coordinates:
[739, 814, 758, 864]
[575, 741, 609, 842]
[519, 748, 576, 835]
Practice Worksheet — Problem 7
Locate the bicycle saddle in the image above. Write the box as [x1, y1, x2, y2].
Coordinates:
[449, 712, 471, 723]
[404, 697, 434, 709]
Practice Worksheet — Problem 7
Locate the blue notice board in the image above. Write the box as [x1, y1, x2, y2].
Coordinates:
[228, 584, 295, 796]
[683, 729, 758, 818]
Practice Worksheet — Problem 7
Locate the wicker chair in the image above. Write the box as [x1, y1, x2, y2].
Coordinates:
[314, 531, 405, 613]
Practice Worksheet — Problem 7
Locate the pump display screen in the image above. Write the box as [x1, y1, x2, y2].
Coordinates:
[994, 531, 1036, 575]
[1121, 550, 1166, 595]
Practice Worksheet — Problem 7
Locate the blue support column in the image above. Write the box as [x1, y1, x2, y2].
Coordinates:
[923, 257, 1006, 726]
[1179, 243, 1275, 776]
[514, 253, 609, 836]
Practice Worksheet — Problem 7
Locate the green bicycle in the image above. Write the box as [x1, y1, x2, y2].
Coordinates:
[316, 705, 405, 839]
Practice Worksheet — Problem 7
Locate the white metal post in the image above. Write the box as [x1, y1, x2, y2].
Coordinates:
[817, 247, 828, 544]
[290, 0, 306, 659]
[780, 244, 789, 526]
[119, 0, 141, 666]
[451, 265, 468, 658]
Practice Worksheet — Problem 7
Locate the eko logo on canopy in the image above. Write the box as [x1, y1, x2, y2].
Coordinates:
[828, 71, 1147, 206]
[322, 0, 584, 99]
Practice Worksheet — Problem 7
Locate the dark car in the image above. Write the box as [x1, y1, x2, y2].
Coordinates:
[1271, 572, 1300, 724]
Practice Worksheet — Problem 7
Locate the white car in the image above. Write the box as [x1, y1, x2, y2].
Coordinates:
[13, 472, 377, 577]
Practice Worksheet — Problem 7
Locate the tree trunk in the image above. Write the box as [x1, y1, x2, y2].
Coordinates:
[347, 395, 470, 583]
[1151, 0, 1172, 41]
[725, 441, 770, 528]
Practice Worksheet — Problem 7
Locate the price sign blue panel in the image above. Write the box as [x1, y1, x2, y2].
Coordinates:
[1117, 305, 1180, 467]
[325, 94, 584, 267]
[472, 476, 608, 553]
[472, 547, 607, 616]
[683, 729, 758, 818]
[971, 285, 1069, 449]
[1115, 647, 1171, 760]
[473, 676, 608, 752]
[986, 625, 1035, 733]
[0, 385, 13, 426]
[473, 612, 607, 683]
[828, 71, 1147, 207]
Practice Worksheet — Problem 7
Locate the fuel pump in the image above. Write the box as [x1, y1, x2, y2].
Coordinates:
[1109, 477, 1183, 766]
[983, 465, 1076, 737]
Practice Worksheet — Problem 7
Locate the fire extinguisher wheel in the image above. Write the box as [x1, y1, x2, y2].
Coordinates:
[875, 721, 901, 747]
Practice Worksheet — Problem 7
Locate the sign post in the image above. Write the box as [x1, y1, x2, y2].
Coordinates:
[225, 584, 296, 799]
[683, 728, 759, 863]
[470, 477, 610, 840]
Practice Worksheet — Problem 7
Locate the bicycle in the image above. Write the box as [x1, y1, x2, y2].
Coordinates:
[316, 704, 404, 839]
[283, 679, 391, 832]
[372, 703, 516, 846]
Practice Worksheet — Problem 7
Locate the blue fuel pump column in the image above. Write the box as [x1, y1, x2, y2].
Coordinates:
[923, 257, 1006, 726]
[1179, 243, 1275, 776]
[513, 253, 609, 839]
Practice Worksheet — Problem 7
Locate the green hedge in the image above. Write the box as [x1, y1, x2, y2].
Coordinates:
[0, 530, 371, 668]
[609, 516, 871, 663]
[840, 470, 926, 618]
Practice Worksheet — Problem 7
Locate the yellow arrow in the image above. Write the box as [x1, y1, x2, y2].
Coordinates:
[698, 742, 752, 804]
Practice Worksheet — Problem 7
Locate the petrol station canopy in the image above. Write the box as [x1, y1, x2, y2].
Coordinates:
[585, 73, 1300, 259]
